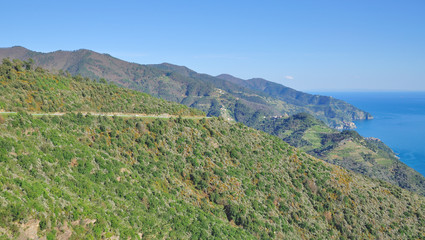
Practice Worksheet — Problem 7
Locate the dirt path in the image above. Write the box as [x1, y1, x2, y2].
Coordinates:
[0, 111, 209, 119]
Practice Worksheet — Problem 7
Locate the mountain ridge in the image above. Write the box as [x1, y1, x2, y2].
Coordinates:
[0, 46, 371, 129]
[2, 47, 424, 197]
[0, 61, 424, 239]
[216, 73, 373, 124]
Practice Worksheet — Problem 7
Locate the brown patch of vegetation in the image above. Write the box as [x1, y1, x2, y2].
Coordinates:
[18, 219, 39, 240]
[324, 211, 332, 222]
[306, 179, 318, 194]
[56, 222, 72, 240]
[70, 158, 78, 167]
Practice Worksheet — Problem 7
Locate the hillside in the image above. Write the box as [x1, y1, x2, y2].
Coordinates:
[1, 48, 422, 197]
[216, 74, 372, 128]
[0, 46, 371, 129]
[0, 58, 203, 116]
[1, 58, 425, 239]
[254, 113, 425, 196]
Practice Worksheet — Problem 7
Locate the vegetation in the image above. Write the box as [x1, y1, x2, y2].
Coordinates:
[0, 47, 371, 129]
[256, 113, 425, 196]
[215, 74, 373, 128]
[0, 58, 203, 116]
[0, 60, 424, 239]
[1, 112, 425, 239]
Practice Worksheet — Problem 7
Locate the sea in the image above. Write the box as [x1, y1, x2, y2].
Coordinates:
[312, 92, 425, 177]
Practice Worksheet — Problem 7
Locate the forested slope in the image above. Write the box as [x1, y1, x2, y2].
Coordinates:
[0, 46, 371, 129]
[0, 58, 203, 116]
[0, 59, 424, 239]
[255, 113, 425, 196]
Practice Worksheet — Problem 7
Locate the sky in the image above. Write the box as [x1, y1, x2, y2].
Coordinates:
[1, 0, 425, 91]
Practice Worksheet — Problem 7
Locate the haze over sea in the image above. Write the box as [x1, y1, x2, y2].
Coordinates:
[314, 92, 425, 176]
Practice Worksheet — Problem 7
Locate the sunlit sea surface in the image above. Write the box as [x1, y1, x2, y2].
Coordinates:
[312, 92, 425, 176]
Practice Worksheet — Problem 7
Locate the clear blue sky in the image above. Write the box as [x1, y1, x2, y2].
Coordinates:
[1, 0, 425, 91]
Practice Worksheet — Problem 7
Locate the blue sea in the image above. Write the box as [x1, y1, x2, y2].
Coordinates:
[314, 92, 425, 176]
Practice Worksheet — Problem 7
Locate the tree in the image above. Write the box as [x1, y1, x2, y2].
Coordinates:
[24, 58, 34, 70]
[100, 78, 107, 84]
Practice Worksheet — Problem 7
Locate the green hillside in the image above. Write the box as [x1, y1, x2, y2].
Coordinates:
[216, 74, 373, 128]
[0, 58, 203, 116]
[0, 59, 425, 239]
[0, 46, 371, 129]
[254, 113, 425, 196]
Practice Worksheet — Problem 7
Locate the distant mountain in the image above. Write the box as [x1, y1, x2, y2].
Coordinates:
[0, 46, 371, 129]
[0, 61, 424, 239]
[0, 58, 202, 116]
[3, 46, 425, 196]
[217, 74, 372, 126]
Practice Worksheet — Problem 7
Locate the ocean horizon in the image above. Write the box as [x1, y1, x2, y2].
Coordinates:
[312, 91, 425, 177]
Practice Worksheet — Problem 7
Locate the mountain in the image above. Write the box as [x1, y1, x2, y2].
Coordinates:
[151, 64, 373, 129]
[217, 74, 372, 127]
[1, 47, 423, 197]
[1, 60, 425, 239]
[0, 58, 202, 116]
[253, 113, 425, 196]
[0, 46, 371, 129]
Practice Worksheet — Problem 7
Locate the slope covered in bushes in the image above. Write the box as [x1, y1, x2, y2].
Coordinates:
[255, 113, 425, 196]
[0, 60, 424, 239]
[0, 113, 424, 239]
[0, 58, 203, 116]
[0, 47, 371, 129]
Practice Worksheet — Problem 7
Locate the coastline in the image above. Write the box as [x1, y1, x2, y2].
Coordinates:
[320, 91, 425, 176]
